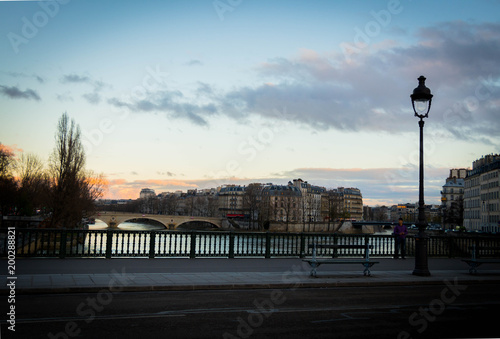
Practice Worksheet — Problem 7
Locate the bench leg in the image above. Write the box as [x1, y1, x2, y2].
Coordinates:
[363, 262, 375, 276]
[468, 262, 481, 275]
[308, 262, 320, 277]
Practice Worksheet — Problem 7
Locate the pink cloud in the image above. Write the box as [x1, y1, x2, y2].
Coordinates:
[0, 144, 23, 156]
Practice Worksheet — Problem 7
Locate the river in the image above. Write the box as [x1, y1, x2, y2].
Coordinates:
[90, 219, 165, 231]
[85, 219, 397, 257]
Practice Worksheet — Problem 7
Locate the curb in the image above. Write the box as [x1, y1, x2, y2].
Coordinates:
[11, 277, 500, 295]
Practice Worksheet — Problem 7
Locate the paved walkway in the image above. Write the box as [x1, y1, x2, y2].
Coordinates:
[2, 258, 500, 294]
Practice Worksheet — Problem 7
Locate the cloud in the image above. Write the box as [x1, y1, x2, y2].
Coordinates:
[61, 74, 91, 84]
[60, 73, 107, 105]
[0, 85, 41, 101]
[209, 21, 500, 142]
[272, 167, 448, 206]
[108, 89, 216, 126]
[103, 21, 500, 145]
[157, 171, 175, 177]
[186, 59, 203, 66]
[104, 178, 200, 199]
[56, 92, 74, 102]
[0, 143, 23, 156]
[82, 92, 101, 105]
[196, 82, 214, 96]
[2, 71, 45, 83]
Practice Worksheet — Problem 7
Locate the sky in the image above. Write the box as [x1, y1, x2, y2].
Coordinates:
[1, 0, 499, 206]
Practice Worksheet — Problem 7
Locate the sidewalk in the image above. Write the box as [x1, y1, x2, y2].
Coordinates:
[2, 258, 500, 294]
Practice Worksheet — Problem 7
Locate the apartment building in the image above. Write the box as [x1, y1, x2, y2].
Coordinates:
[440, 169, 466, 228]
[390, 203, 417, 222]
[139, 188, 156, 199]
[217, 185, 246, 217]
[464, 154, 500, 232]
[323, 187, 363, 221]
[137, 180, 363, 226]
[261, 184, 302, 222]
[290, 179, 326, 222]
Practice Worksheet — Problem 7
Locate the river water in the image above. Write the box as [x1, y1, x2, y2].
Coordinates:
[86, 220, 396, 257]
[90, 220, 164, 231]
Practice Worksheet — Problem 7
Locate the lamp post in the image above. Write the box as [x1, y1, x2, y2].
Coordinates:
[411, 75, 433, 276]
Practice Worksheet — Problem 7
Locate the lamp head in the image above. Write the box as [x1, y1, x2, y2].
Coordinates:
[411, 76, 433, 118]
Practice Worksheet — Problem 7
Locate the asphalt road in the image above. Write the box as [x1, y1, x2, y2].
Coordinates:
[5, 283, 499, 339]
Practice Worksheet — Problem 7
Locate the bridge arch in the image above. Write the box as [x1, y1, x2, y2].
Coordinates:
[176, 220, 221, 230]
[117, 217, 168, 229]
[92, 212, 224, 229]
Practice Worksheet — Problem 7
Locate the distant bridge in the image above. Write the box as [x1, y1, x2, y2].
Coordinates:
[92, 212, 224, 229]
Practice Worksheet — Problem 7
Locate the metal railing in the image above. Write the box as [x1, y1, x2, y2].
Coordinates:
[1, 228, 499, 259]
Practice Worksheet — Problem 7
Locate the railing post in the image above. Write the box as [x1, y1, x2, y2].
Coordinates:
[228, 231, 235, 259]
[149, 231, 156, 259]
[474, 237, 480, 259]
[265, 232, 271, 259]
[364, 234, 369, 258]
[333, 233, 338, 258]
[299, 232, 305, 258]
[106, 230, 113, 259]
[190, 231, 197, 259]
[59, 229, 67, 259]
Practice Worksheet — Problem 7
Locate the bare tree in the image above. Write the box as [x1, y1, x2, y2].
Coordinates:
[0, 144, 17, 227]
[243, 183, 262, 230]
[374, 206, 389, 222]
[15, 153, 49, 215]
[206, 195, 219, 217]
[0, 143, 15, 179]
[80, 171, 106, 217]
[192, 196, 207, 216]
[258, 193, 273, 230]
[281, 192, 300, 232]
[47, 113, 105, 228]
[443, 198, 464, 228]
[165, 195, 179, 215]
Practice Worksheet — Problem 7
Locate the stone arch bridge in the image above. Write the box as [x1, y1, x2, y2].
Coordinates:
[92, 212, 224, 229]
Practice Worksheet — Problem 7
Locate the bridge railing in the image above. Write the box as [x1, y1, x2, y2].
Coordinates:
[2, 228, 500, 259]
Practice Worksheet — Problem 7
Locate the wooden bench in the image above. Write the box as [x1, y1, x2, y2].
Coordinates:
[302, 243, 379, 277]
[462, 244, 500, 274]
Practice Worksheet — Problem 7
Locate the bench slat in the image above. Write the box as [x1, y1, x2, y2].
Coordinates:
[303, 259, 379, 264]
[304, 242, 377, 277]
[462, 259, 500, 264]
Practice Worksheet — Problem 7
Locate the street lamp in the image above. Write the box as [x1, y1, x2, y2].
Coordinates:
[411, 75, 433, 276]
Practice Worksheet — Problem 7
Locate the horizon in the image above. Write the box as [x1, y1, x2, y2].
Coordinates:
[1, 1, 499, 207]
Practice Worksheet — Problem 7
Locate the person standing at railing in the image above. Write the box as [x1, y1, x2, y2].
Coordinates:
[393, 218, 408, 259]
